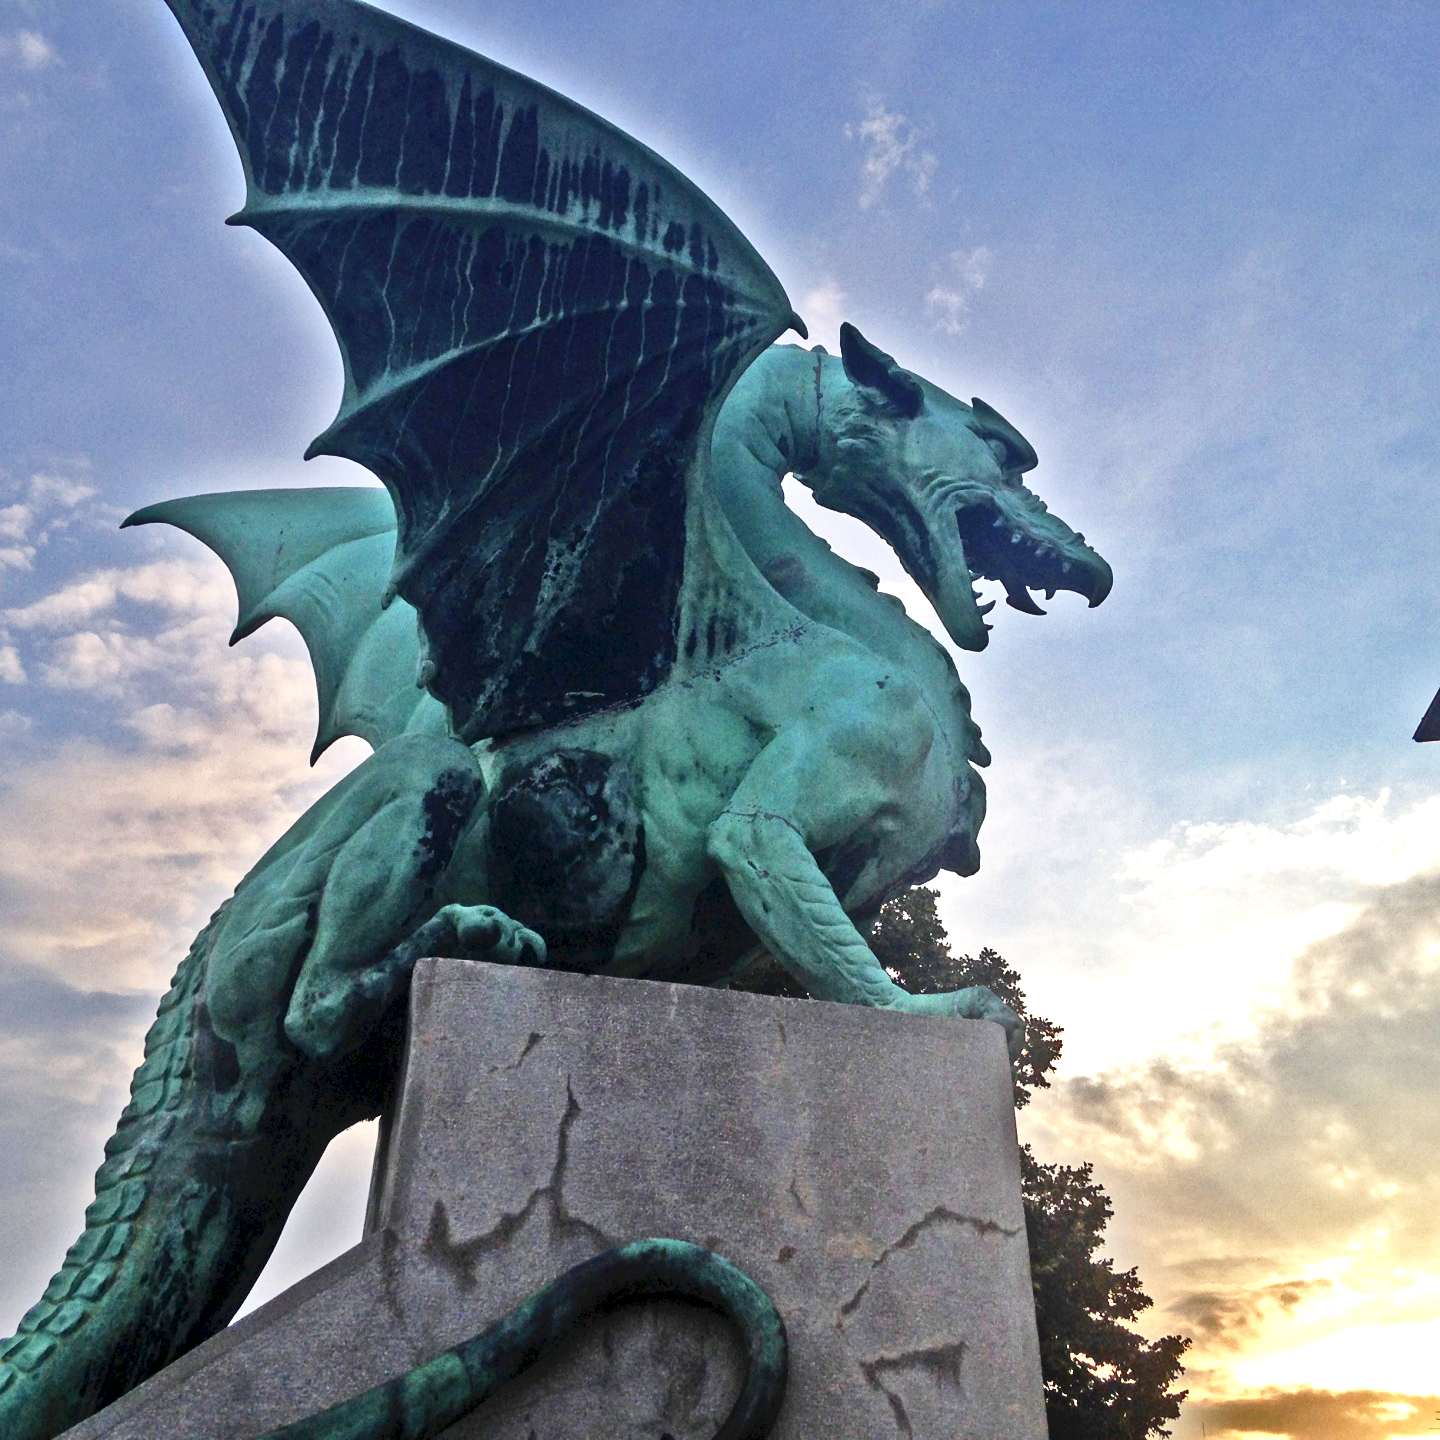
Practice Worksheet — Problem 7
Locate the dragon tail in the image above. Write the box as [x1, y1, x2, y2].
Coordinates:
[261, 1240, 788, 1440]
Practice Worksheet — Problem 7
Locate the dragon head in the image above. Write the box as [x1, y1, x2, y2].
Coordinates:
[805, 324, 1112, 651]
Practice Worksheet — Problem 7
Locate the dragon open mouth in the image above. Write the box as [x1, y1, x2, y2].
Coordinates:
[955, 497, 1112, 620]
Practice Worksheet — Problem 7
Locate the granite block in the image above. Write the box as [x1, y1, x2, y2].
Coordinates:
[66, 958, 1045, 1439]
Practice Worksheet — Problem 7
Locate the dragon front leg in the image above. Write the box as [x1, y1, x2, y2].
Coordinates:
[706, 690, 1022, 1059]
[286, 902, 546, 1062]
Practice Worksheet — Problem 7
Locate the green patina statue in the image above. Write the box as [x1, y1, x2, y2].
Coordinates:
[0, 1, 1112, 1436]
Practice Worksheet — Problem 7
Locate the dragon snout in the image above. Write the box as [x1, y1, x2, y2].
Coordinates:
[958, 501, 1112, 617]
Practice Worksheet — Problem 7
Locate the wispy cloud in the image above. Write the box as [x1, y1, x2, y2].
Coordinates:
[993, 785, 1440, 1076]
[797, 279, 846, 354]
[0, 469, 99, 585]
[4, 562, 219, 631]
[1024, 861, 1440, 1405]
[1193, 1385, 1440, 1439]
[925, 246, 992, 335]
[0, 537, 367, 1334]
[845, 94, 937, 210]
[1118, 790, 1440, 898]
[2, 555, 238, 694]
[0, 30, 56, 72]
[27, 473, 95, 509]
[0, 523, 364, 996]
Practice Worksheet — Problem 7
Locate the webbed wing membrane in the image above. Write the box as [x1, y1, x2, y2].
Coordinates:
[123, 487, 442, 760]
[162, 0, 800, 740]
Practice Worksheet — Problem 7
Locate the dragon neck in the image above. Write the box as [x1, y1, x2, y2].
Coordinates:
[708, 345, 981, 754]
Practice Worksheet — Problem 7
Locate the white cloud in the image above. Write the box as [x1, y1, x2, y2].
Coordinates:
[845, 95, 937, 210]
[0, 550, 362, 991]
[27, 473, 94, 508]
[0, 471, 98, 576]
[0, 644, 25, 684]
[964, 786, 1440, 1076]
[18, 569, 239, 699]
[798, 279, 846, 354]
[1119, 790, 1440, 897]
[40, 627, 182, 691]
[4, 559, 232, 634]
[925, 246, 992, 336]
[0, 504, 30, 541]
[0, 542, 373, 1335]
[0, 30, 56, 71]
[0, 662, 363, 993]
[1022, 864, 1440, 1406]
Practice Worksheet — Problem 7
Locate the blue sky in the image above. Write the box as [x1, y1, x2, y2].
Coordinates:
[3, 2, 1440, 1435]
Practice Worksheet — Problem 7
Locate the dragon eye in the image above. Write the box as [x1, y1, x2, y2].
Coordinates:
[985, 437, 1010, 470]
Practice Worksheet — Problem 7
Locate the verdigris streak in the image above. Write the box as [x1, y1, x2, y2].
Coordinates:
[0, 1, 1112, 1436]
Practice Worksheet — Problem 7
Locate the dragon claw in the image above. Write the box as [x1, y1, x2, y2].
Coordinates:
[901, 985, 1024, 1062]
[432, 904, 547, 968]
[947, 986, 1025, 1062]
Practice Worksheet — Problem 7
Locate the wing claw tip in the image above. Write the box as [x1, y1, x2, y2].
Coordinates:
[1416, 687, 1440, 742]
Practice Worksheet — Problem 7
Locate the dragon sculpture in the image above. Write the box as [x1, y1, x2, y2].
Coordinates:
[0, 1, 1112, 1436]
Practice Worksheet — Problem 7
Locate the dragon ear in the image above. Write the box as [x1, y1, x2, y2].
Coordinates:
[839, 323, 925, 418]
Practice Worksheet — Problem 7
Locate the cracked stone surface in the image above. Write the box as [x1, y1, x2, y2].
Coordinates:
[65, 960, 1045, 1439]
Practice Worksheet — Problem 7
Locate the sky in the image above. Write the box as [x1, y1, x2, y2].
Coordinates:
[2, 0, 1439, 1435]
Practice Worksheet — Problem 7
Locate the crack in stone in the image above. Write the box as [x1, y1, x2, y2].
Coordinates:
[788, 1174, 808, 1214]
[422, 1076, 614, 1289]
[858, 1341, 967, 1437]
[486, 1030, 546, 1074]
[837, 1276, 872, 1324]
[837, 1205, 1018, 1329]
[379, 1227, 405, 1323]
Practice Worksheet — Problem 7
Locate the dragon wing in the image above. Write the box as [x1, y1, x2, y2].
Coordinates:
[123, 486, 443, 761]
[162, 0, 801, 741]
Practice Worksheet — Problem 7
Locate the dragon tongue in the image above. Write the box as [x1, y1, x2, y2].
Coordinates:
[1003, 579, 1046, 615]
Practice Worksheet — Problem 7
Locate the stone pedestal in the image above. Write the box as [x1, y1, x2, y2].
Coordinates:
[66, 959, 1046, 1439]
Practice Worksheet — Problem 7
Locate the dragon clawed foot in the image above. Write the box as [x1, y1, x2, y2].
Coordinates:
[903, 985, 1024, 1062]
[415, 904, 548, 968]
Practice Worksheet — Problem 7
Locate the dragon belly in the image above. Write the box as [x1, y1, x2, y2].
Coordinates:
[485, 748, 648, 967]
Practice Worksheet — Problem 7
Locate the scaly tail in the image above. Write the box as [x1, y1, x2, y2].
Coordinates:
[0, 906, 394, 1440]
[260, 1241, 788, 1440]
